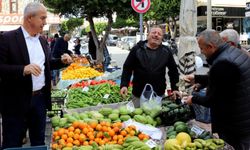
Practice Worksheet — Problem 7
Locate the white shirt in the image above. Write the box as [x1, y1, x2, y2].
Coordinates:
[21, 26, 45, 91]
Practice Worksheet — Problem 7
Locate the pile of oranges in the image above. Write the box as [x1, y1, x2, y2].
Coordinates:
[51, 121, 149, 149]
[61, 63, 103, 80]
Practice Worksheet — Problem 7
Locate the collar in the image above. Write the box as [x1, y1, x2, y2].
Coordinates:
[21, 26, 40, 39]
[207, 43, 229, 65]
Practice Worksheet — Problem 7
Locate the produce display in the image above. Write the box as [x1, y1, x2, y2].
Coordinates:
[66, 84, 131, 109]
[51, 121, 152, 149]
[72, 56, 90, 65]
[70, 80, 116, 89]
[51, 90, 67, 98]
[51, 105, 161, 129]
[62, 63, 103, 80]
[160, 98, 194, 126]
[164, 121, 225, 150]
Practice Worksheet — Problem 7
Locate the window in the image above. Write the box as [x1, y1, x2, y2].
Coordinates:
[10, 0, 18, 13]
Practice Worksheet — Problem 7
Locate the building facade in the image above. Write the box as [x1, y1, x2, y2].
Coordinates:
[197, 0, 246, 34]
[0, 0, 60, 34]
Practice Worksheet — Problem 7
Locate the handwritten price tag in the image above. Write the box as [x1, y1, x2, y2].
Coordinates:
[82, 86, 89, 92]
[145, 139, 157, 148]
[103, 94, 110, 99]
[191, 125, 205, 136]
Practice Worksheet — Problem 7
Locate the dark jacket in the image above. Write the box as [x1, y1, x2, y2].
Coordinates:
[74, 44, 81, 55]
[192, 43, 250, 136]
[0, 27, 66, 115]
[52, 37, 70, 58]
[120, 40, 179, 97]
[88, 37, 96, 60]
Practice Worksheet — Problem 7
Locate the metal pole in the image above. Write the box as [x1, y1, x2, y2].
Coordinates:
[207, 0, 212, 29]
[140, 13, 143, 40]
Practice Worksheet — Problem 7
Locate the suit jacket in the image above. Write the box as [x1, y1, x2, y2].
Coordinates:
[52, 37, 71, 58]
[0, 27, 65, 115]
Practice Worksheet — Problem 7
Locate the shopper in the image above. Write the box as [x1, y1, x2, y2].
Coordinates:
[183, 29, 250, 149]
[52, 33, 72, 58]
[73, 37, 81, 55]
[120, 26, 180, 107]
[0, 2, 72, 148]
[88, 31, 97, 60]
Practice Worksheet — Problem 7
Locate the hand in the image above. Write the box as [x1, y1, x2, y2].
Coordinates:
[61, 53, 73, 64]
[120, 86, 128, 98]
[183, 74, 195, 85]
[170, 90, 182, 100]
[23, 64, 41, 76]
[182, 96, 193, 105]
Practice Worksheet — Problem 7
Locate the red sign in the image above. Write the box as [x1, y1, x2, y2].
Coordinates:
[131, 0, 151, 14]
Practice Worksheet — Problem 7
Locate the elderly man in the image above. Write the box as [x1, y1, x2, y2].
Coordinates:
[52, 33, 72, 58]
[183, 29, 250, 149]
[120, 26, 179, 107]
[219, 29, 241, 48]
[0, 2, 72, 148]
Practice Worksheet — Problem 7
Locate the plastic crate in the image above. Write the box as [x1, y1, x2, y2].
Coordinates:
[4, 145, 48, 150]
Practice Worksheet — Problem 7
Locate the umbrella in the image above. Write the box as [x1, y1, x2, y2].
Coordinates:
[178, 0, 200, 76]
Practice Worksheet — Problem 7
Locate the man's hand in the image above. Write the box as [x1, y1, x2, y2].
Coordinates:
[183, 74, 195, 85]
[61, 53, 73, 64]
[23, 64, 41, 76]
[120, 86, 128, 98]
[182, 95, 193, 105]
[170, 90, 182, 100]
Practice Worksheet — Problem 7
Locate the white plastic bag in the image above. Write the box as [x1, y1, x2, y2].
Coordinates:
[140, 84, 162, 118]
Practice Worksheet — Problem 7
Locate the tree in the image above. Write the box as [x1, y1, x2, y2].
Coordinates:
[66, 18, 84, 33]
[112, 17, 138, 29]
[85, 22, 108, 36]
[44, 0, 133, 63]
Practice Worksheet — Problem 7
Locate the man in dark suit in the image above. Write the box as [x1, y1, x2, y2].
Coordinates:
[0, 2, 72, 148]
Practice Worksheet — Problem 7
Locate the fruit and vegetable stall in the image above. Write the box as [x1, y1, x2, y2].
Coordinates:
[45, 57, 234, 150]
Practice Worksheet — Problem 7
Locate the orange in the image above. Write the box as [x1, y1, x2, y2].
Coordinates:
[82, 127, 89, 134]
[96, 124, 102, 131]
[51, 143, 58, 150]
[113, 127, 120, 133]
[89, 122, 98, 129]
[73, 134, 79, 140]
[66, 142, 73, 147]
[74, 128, 81, 134]
[79, 134, 86, 142]
[79, 122, 88, 129]
[83, 141, 89, 146]
[117, 138, 124, 145]
[68, 126, 75, 132]
[113, 135, 118, 141]
[108, 129, 115, 137]
[98, 140, 105, 145]
[57, 128, 65, 136]
[117, 135, 123, 140]
[72, 121, 80, 128]
[73, 140, 80, 146]
[68, 131, 74, 138]
[120, 130, 127, 136]
[129, 130, 136, 136]
[53, 131, 58, 137]
[138, 133, 145, 140]
[89, 135, 95, 141]
[102, 126, 108, 132]
[61, 134, 68, 140]
[66, 137, 74, 143]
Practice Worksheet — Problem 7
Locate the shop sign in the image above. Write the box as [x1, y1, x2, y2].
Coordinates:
[0, 14, 60, 25]
[206, 7, 227, 16]
[198, 6, 245, 17]
[246, 2, 250, 17]
[0, 14, 23, 25]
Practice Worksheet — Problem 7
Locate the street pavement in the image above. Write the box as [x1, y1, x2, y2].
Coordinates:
[107, 46, 129, 68]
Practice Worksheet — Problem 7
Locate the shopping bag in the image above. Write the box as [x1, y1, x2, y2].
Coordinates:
[140, 84, 162, 118]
